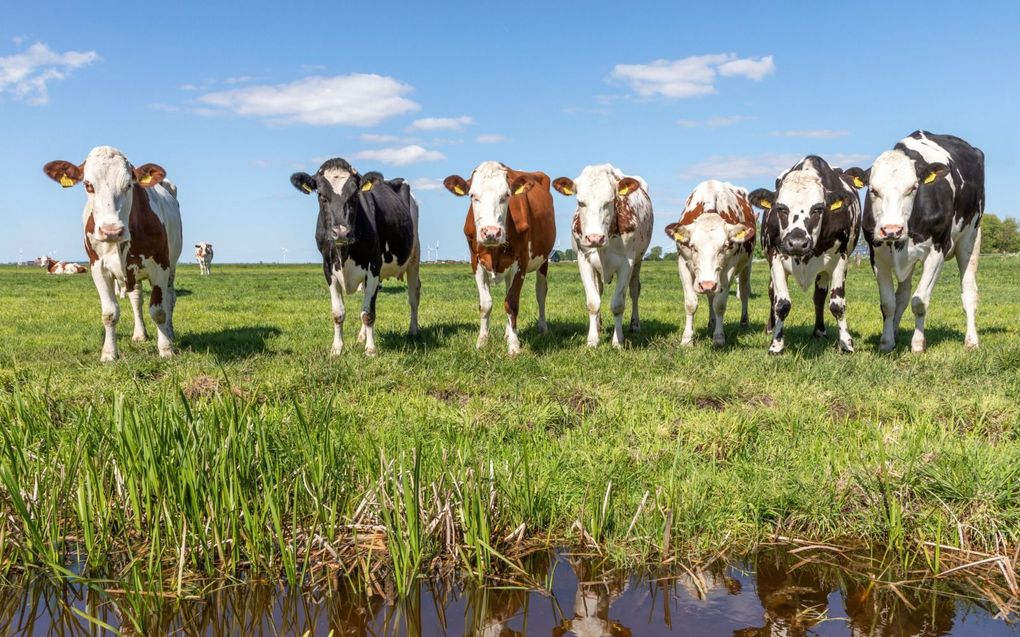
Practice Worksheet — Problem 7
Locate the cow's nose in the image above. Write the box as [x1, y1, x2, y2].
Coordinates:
[584, 234, 606, 247]
[331, 225, 351, 241]
[880, 224, 904, 240]
[98, 224, 124, 240]
[782, 234, 811, 254]
[696, 280, 718, 293]
[480, 225, 502, 241]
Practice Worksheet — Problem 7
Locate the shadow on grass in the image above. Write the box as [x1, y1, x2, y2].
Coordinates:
[377, 321, 480, 351]
[180, 326, 282, 361]
[175, 288, 193, 297]
[861, 324, 1007, 353]
[527, 317, 680, 353]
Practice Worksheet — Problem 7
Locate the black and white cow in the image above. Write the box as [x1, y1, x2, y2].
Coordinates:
[290, 158, 421, 356]
[749, 156, 861, 354]
[844, 131, 984, 352]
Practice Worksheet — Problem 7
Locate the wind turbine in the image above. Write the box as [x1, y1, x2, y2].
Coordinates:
[280, 247, 289, 263]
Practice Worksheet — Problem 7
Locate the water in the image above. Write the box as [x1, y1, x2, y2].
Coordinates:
[1, 549, 1016, 635]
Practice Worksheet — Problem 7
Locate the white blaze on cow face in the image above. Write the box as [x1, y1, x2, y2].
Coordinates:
[81, 146, 137, 243]
[571, 165, 618, 248]
[672, 181, 753, 293]
[775, 170, 825, 256]
[867, 150, 922, 243]
[468, 161, 512, 246]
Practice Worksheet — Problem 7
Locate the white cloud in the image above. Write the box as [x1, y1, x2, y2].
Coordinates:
[771, 129, 850, 138]
[148, 103, 181, 112]
[359, 133, 402, 143]
[611, 54, 774, 99]
[676, 115, 755, 128]
[198, 74, 420, 126]
[475, 133, 507, 143]
[407, 116, 473, 131]
[680, 153, 871, 181]
[410, 178, 445, 191]
[250, 159, 272, 169]
[0, 42, 99, 105]
[354, 145, 445, 166]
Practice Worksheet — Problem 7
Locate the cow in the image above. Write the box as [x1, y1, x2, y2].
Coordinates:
[749, 156, 861, 355]
[43, 146, 182, 361]
[290, 158, 420, 356]
[843, 131, 984, 353]
[443, 161, 556, 355]
[664, 180, 756, 347]
[552, 164, 653, 348]
[35, 256, 87, 274]
[195, 242, 213, 275]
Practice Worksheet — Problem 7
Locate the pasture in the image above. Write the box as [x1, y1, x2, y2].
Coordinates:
[0, 256, 1018, 597]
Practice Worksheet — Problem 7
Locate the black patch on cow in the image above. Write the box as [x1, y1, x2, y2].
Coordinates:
[775, 298, 791, 321]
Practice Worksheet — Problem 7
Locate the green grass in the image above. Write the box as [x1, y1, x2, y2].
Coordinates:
[0, 256, 1018, 597]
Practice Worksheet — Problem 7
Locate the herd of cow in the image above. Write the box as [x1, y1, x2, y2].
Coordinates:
[41, 130, 984, 361]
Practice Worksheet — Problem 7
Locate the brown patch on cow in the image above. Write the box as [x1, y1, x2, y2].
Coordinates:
[612, 195, 637, 236]
[428, 388, 469, 406]
[572, 213, 581, 237]
[83, 214, 99, 264]
[679, 202, 705, 226]
[361, 312, 375, 327]
[150, 285, 163, 307]
[693, 395, 726, 411]
[124, 184, 171, 289]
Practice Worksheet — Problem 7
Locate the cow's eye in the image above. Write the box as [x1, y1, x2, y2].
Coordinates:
[84, 181, 94, 194]
[811, 204, 825, 215]
[578, 202, 586, 208]
[871, 189, 881, 198]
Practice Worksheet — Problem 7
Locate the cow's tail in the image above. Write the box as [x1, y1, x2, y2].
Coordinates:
[162, 179, 178, 200]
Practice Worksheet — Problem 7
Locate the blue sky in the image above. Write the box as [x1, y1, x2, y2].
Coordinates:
[2, 1, 1017, 263]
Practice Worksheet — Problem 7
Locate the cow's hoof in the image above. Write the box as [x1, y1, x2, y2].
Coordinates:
[767, 344, 784, 356]
[364, 347, 378, 357]
[476, 336, 488, 349]
[911, 337, 926, 353]
[100, 352, 118, 363]
[630, 321, 641, 333]
[507, 345, 521, 357]
[964, 336, 979, 350]
[813, 328, 827, 339]
[158, 349, 174, 358]
[839, 339, 855, 353]
[587, 339, 599, 348]
[740, 319, 749, 328]
[536, 321, 548, 335]
[408, 325, 419, 337]
[712, 337, 726, 348]
[330, 345, 344, 356]
[132, 333, 148, 342]
[680, 336, 694, 347]
[611, 339, 623, 349]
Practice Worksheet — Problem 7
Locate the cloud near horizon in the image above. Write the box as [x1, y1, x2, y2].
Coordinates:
[354, 145, 445, 166]
[680, 152, 872, 182]
[611, 54, 775, 99]
[407, 116, 474, 131]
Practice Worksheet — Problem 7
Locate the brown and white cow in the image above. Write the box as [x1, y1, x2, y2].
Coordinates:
[552, 164, 653, 348]
[444, 161, 556, 355]
[35, 256, 87, 274]
[665, 180, 756, 347]
[44, 146, 183, 361]
[194, 242, 213, 275]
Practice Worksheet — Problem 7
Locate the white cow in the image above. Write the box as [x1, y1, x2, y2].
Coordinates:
[44, 146, 183, 361]
[552, 164, 653, 348]
[665, 180, 756, 347]
[195, 242, 213, 275]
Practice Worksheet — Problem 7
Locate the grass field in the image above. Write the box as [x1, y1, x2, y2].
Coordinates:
[0, 256, 1018, 598]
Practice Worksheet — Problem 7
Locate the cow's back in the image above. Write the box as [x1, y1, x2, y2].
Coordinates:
[146, 182, 183, 266]
[367, 179, 417, 268]
[521, 172, 556, 258]
[897, 131, 984, 229]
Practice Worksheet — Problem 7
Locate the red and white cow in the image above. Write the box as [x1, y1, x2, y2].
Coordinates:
[35, 256, 87, 274]
[552, 164, 653, 348]
[665, 180, 756, 347]
[44, 146, 183, 361]
[444, 161, 556, 355]
[195, 242, 213, 275]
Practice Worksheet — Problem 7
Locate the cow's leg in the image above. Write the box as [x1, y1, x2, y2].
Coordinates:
[769, 259, 791, 355]
[328, 271, 346, 356]
[710, 288, 729, 347]
[148, 272, 174, 358]
[676, 259, 698, 346]
[406, 257, 421, 337]
[828, 256, 853, 352]
[766, 276, 776, 334]
[535, 260, 549, 334]
[875, 250, 899, 353]
[629, 259, 642, 332]
[128, 281, 148, 342]
[812, 272, 829, 338]
[166, 269, 177, 342]
[609, 260, 632, 348]
[475, 267, 493, 349]
[361, 273, 381, 357]
[93, 267, 120, 362]
[909, 250, 946, 353]
[738, 261, 751, 327]
[956, 225, 981, 349]
[504, 266, 526, 356]
[892, 275, 912, 341]
[577, 256, 602, 347]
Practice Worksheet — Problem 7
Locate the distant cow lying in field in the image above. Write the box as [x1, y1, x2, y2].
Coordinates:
[195, 242, 213, 275]
[35, 256, 87, 274]
[553, 164, 653, 348]
[290, 158, 421, 356]
[43, 146, 183, 361]
[665, 180, 756, 347]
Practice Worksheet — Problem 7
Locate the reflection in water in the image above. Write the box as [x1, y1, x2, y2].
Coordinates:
[0, 548, 1014, 636]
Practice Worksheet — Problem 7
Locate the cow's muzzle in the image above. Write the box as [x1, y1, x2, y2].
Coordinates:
[330, 225, 352, 245]
[582, 233, 607, 248]
[876, 224, 905, 242]
[696, 280, 719, 294]
[780, 231, 812, 257]
[96, 224, 125, 242]
[479, 225, 504, 247]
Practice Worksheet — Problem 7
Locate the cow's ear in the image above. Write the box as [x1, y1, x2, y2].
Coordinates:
[444, 175, 469, 196]
[43, 161, 83, 188]
[748, 188, 775, 210]
[617, 177, 641, 197]
[552, 177, 576, 196]
[665, 222, 689, 244]
[509, 174, 535, 196]
[291, 172, 317, 194]
[918, 162, 949, 185]
[826, 192, 852, 212]
[134, 164, 166, 188]
[360, 171, 385, 192]
[728, 223, 755, 243]
[844, 167, 870, 189]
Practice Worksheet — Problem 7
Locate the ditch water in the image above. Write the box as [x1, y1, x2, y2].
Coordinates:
[1, 548, 1017, 636]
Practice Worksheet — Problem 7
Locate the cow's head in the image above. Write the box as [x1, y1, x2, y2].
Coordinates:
[195, 243, 212, 256]
[445, 161, 538, 247]
[35, 256, 54, 268]
[291, 158, 376, 247]
[553, 167, 642, 248]
[749, 170, 850, 258]
[847, 152, 949, 244]
[666, 182, 755, 294]
[44, 146, 166, 244]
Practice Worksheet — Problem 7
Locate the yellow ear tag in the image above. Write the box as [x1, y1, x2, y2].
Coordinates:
[59, 175, 74, 188]
[453, 185, 465, 195]
[139, 174, 153, 185]
[361, 181, 373, 192]
[513, 184, 526, 195]
[562, 187, 574, 195]
[734, 230, 747, 241]
[829, 199, 843, 211]
[759, 200, 772, 209]
[924, 171, 937, 184]
[301, 183, 312, 193]
[853, 176, 864, 188]
[619, 186, 631, 196]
